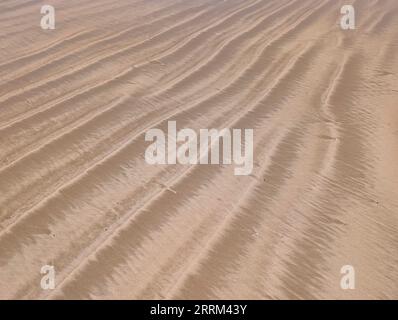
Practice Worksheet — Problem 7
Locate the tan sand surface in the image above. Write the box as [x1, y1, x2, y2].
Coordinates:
[0, 0, 397, 299]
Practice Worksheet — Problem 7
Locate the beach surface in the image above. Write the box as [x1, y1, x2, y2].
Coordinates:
[0, 0, 397, 299]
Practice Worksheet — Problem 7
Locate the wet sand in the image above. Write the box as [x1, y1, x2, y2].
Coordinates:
[0, 0, 397, 299]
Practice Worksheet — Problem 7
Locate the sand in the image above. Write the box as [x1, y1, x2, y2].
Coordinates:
[0, 0, 397, 299]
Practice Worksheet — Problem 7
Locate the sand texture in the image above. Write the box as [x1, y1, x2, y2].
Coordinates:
[0, 0, 398, 299]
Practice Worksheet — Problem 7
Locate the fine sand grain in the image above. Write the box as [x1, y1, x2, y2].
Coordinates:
[0, 0, 397, 299]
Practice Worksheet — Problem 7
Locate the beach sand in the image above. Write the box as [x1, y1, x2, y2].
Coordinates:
[0, 0, 397, 299]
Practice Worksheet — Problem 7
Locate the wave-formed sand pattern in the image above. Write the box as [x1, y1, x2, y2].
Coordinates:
[0, 0, 397, 299]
